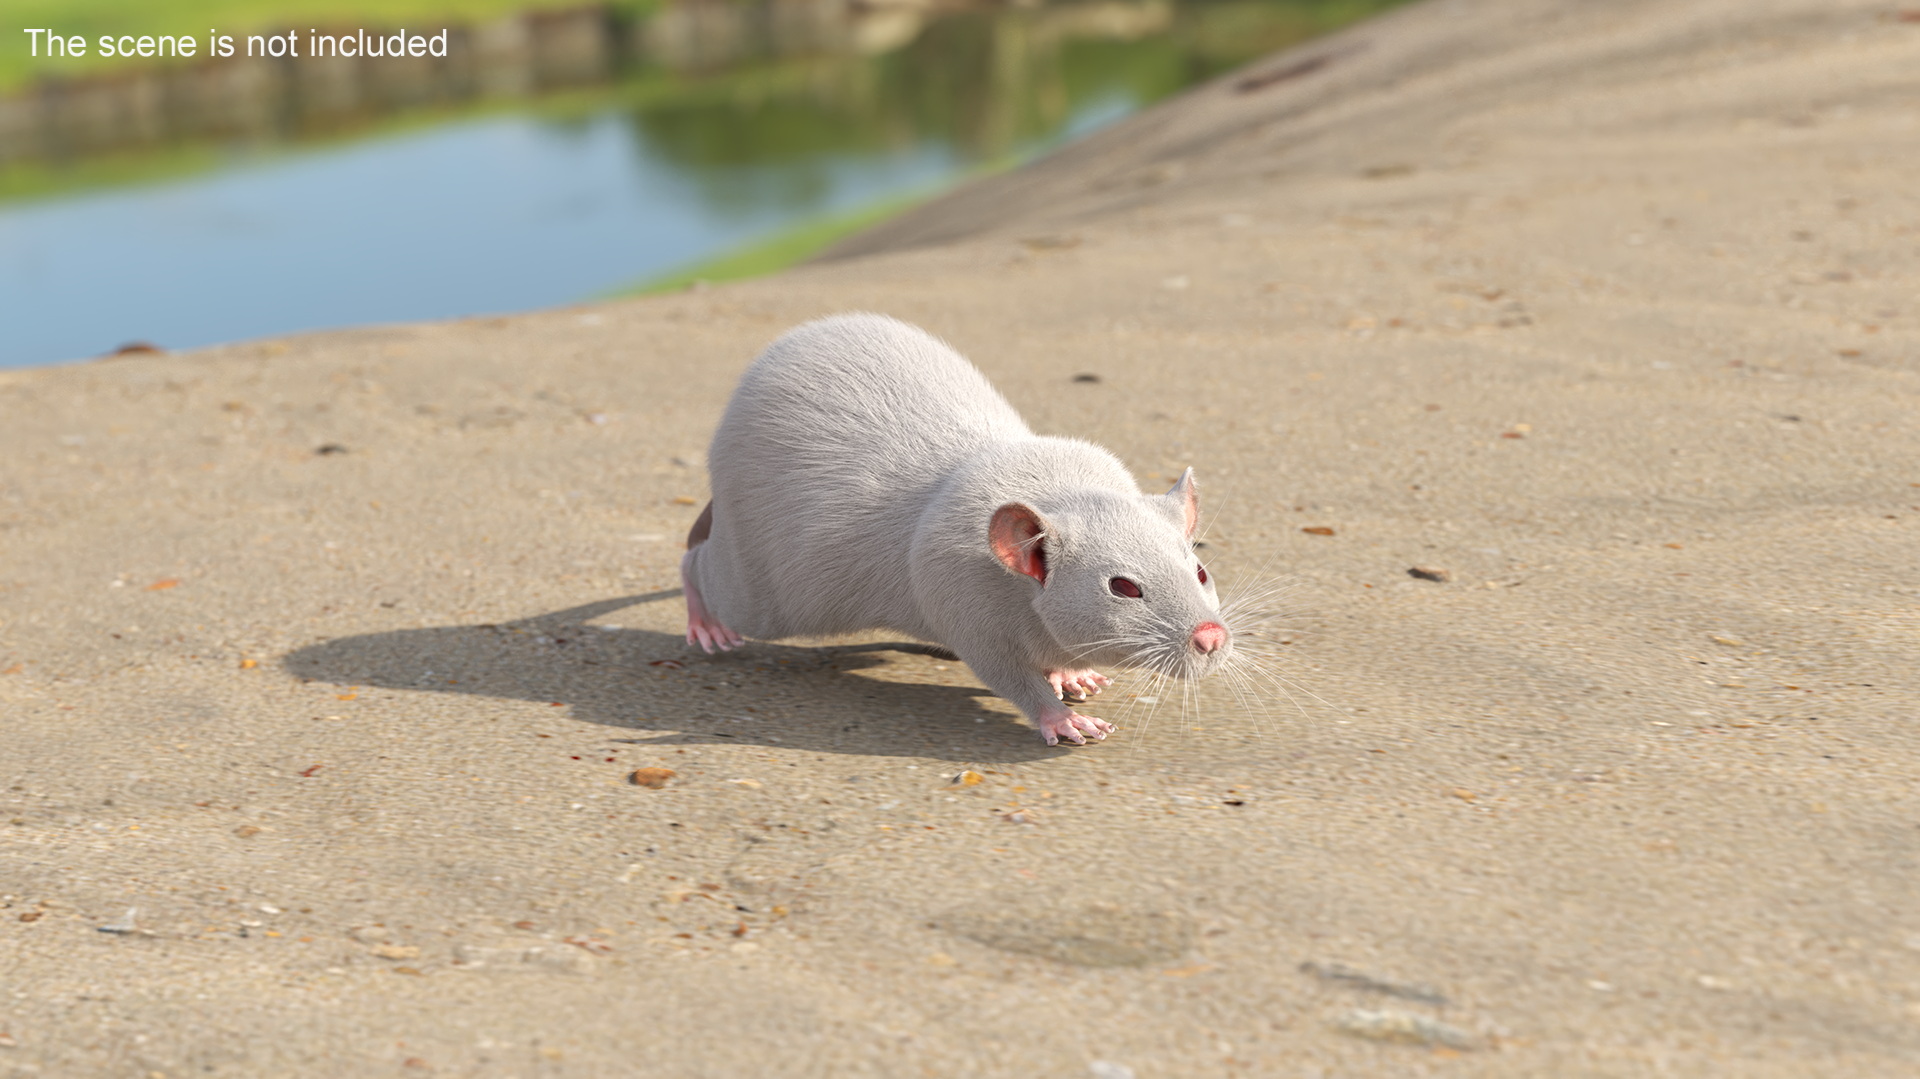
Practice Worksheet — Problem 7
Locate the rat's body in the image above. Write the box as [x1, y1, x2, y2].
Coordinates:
[681, 313, 1230, 745]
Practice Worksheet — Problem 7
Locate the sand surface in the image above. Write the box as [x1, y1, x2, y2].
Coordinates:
[5, 0, 1920, 1074]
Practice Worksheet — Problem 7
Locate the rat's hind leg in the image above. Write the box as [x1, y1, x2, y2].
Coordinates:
[682, 550, 742, 654]
[682, 503, 744, 654]
[1049, 668, 1113, 704]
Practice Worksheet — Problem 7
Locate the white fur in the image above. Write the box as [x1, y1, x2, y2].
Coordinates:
[684, 313, 1230, 743]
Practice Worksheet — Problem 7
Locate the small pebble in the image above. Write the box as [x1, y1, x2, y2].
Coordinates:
[372, 944, 422, 960]
[97, 909, 138, 935]
[1300, 960, 1447, 1004]
[1408, 566, 1452, 583]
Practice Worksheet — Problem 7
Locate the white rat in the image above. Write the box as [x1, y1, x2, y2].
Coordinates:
[679, 313, 1232, 746]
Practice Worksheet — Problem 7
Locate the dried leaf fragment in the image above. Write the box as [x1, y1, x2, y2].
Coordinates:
[1160, 963, 1218, 978]
[1302, 526, 1336, 537]
[953, 770, 985, 787]
[1334, 1009, 1475, 1049]
[1449, 788, 1477, 802]
[372, 944, 422, 960]
[629, 767, 677, 789]
[1408, 566, 1452, 583]
[145, 578, 180, 591]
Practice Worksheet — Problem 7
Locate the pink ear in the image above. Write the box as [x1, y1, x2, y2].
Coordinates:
[989, 503, 1048, 584]
[1165, 468, 1199, 539]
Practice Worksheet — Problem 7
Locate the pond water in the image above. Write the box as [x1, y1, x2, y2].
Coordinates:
[0, 2, 1395, 370]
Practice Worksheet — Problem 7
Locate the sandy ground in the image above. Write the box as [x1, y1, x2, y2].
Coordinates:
[4, 0, 1920, 1074]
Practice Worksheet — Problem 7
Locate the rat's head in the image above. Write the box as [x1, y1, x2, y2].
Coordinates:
[989, 469, 1230, 678]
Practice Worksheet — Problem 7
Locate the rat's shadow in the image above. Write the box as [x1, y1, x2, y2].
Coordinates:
[283, 591, 1066, 762]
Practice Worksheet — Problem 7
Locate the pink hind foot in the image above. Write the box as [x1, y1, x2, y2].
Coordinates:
[1048, 668, 1112, 702]
[681, 550, 743, 654]
[1036, 702, 1114, 747]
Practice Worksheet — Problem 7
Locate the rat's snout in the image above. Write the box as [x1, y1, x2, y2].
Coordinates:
[1190, 621, 1227, 655]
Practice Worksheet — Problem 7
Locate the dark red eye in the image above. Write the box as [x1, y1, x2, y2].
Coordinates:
[1109, 577, 1143, 599]
[1197, 565, 1209, 585]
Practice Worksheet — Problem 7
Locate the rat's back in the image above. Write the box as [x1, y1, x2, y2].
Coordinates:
[691, 313, 1030, 639]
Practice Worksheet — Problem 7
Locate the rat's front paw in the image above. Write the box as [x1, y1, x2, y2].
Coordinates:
[1048, 668, 1112, 702]
[1037, 705, 1114, 747]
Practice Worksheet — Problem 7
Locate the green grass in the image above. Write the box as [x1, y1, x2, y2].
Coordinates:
[612, 191, 934, 297]
[5, 0, 656, 94]
[0, 56, 837, 207]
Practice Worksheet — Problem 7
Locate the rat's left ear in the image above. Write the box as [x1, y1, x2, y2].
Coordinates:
[989, 502, 1050, 584]
[1161, 467, 1199, 540]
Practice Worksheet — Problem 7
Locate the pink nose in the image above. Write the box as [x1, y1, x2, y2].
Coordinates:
[1191, 621, 1227, 654]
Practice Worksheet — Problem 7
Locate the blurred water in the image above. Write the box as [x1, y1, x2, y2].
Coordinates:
[0, 108, 1000, 368]
[0, 2, 1389, 369]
